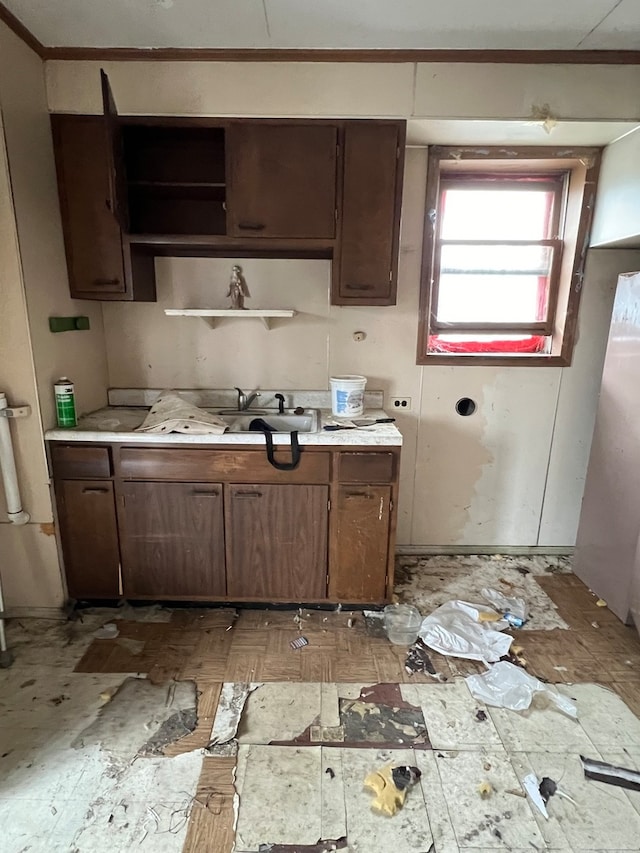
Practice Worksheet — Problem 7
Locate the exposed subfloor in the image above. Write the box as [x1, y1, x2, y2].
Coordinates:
[1, 558, 640, 851]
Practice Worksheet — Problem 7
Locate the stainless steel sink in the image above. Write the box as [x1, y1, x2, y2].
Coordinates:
[217, 409, 319, 433]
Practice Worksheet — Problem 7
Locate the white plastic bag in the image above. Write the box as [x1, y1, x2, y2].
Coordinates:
[466, 660, 578, 718]
[418, 600, 513, 665]
[482, 587, 527, 626]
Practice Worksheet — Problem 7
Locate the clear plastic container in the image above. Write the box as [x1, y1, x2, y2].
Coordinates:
[383, 604, 422, 645]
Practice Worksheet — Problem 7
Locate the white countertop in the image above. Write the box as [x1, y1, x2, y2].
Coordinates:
[45, 407, 403, 447]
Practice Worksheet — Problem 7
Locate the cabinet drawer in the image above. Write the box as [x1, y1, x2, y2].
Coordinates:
[118, 447, 330, 484]
[51, 445, 112, 479]
[338, 451, 395, 483]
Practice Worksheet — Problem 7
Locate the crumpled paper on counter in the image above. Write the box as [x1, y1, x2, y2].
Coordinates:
[135, 390, 228, 435]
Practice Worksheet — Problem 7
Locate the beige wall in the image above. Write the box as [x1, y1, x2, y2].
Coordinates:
[46, 60, 640, 121]
[0, 21, 109, 611]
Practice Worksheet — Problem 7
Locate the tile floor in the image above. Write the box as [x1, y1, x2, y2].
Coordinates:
[0, 558, 639, 852]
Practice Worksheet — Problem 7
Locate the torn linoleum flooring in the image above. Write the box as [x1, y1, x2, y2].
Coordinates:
[2, 568, 640, 851]
[219, 678, 640, 852]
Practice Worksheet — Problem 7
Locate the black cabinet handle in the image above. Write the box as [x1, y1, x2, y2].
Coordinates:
[191, 489, 220, 497]
[92, 278, 120, 286]
[346, 284, 374, 291]
[235, 491, 263, 498]
[82, 487, 109, 494]
[237, 222, 266, 231]
[345, 491, 374, 499]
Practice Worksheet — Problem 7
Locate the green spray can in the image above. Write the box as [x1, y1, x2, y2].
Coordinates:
[54, 377, 77, 428]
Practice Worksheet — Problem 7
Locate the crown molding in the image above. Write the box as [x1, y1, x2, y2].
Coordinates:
[1, 5, 639, 68]
[0, 1, 45, 58]
[42, 47, 640, 64]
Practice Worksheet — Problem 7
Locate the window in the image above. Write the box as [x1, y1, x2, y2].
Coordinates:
[417, 147, 601, 366]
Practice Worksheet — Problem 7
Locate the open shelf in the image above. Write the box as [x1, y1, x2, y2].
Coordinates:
[164, 308, 296, 330]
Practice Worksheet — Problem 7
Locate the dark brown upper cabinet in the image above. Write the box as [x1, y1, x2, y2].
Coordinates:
[51, 114, 127, 299]
[51, 71, 405, 305]
[227, 123, 337, 239]
[51, 113, 156, 302]
[333, 121, 405, 306]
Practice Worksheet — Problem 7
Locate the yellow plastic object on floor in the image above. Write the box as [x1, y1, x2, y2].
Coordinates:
[364, 764, 421, 817]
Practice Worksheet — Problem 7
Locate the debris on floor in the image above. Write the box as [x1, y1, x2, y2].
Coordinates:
[404, 638, 446, 680]
[419, 599, 514, 663]
[141, 707, 198, 756]
[596, 598, 608, 607]
[474, 709, 487, 722]
[481, 587, 528, 628]
[538, 776, 557, 804]
[523, 772, 550, 819]
[477, 780, 493, 798]
[394, 554, 570, 630]
[71, 676, 198, 756]
[290, 636, 309, 650]
[258, 839, 348, 852]
[364, 763, 422, 816]
[115, 637, 145, 656]
[466, 661, 578, 717]
[94, 622, 119, 639]
[581, 754, 640, 792]
[363, 610, 388, 638]
[208, 682, 262, 752]
[506, 643, 528, 668]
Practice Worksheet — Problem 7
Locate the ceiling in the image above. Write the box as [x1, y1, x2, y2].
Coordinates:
[3, 0, 640, 51]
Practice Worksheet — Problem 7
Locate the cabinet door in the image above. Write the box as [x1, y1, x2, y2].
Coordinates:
[330, 485, 391, 602]
[55, 480, 120, 599]
[100, 69, 130, 232]
[227, 484, 328, 600]
[227, 124, 337, 238]
[118, 482, 226, 598]
[334, 121, 405, 305]
[51, 114, 127, 298]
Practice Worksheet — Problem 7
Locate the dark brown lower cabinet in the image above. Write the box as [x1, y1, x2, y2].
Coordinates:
[55, 480, 120, 598]
[331, 485, 391, 602]
[226, 484, 328, 600]
[51, 443, 398, 603]
[118, 481, 226, 598]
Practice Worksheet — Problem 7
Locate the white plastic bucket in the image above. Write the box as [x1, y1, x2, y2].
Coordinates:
[330, 375, 367, 417]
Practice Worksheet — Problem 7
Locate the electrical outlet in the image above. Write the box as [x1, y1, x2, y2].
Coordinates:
[390, 397, 411, 410]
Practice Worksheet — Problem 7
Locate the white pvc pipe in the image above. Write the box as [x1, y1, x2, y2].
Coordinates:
[0, 392, 30, 525]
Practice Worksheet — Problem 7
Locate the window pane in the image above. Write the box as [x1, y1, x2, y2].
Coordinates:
[441, 243, 552, 275]
[436, 244, 552, 324]
[440, 188, 554, 240]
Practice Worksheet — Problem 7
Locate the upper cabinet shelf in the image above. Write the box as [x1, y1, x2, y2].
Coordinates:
[51, 70, 406, 306]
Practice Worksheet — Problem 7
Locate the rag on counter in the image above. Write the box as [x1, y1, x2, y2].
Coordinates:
[135, 390, 228, 435]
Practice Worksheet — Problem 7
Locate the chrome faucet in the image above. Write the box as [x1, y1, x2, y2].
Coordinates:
[235, 387, 261, 411]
